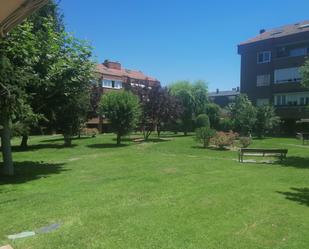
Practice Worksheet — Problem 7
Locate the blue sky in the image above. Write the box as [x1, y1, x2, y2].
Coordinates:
[59, 0, 309, 92]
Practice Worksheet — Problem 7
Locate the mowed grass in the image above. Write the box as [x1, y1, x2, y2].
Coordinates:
[0, 134, 309, 249]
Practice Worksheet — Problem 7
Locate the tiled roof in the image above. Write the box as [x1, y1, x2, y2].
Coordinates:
[96, 64, 159, 82]
[209, 90, 240, 97]
[239, 20, 309, 46]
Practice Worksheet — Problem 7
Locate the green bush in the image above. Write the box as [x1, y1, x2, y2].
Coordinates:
[195, 114, 210, 128]
[195, 126, 215, 148]
[218, 118, 234, 132]
[205, 103, 221, 128]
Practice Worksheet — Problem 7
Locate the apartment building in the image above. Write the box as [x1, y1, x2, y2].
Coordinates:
[208, 87, 240, 107]
[238, 21, 309, 123]
[87, 60, 160, 132]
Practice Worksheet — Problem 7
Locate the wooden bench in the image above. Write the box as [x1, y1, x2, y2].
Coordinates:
[238, 148, 288, 163]
[296, 133, 309, 145]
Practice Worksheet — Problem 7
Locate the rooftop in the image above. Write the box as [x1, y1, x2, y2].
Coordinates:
[209, 89, 240, 97]
[239, 20, 309, 46]
[96, 61, 159, 83]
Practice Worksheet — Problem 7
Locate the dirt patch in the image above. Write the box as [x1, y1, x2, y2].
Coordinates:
[162, 167, 178, 174]
[67, 157, 81, 162]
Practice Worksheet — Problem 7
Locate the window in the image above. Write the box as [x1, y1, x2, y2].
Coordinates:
[257, 51, 271, 64]
[256, 74, 271, 87]
[275, 92, 309, 106]
[114, 81, 123, 89]
[102, 79, 123, 89]
[274, 67, 301, 84]
[298, 23, 309, 29]
[275, 95, 286, 106]
[277, 45, 309, 58]
[289, 47, 307, 57]
[256, 98, 269, 106]
[102, 79, 113, 88]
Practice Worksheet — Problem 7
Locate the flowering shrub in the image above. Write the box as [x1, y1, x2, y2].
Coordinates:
[80, 128, 99, 137]
[211, 131, 238, 149]
[239, 136, 252, 148]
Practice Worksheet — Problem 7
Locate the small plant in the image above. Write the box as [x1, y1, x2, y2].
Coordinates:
[211, 131, 238, 149]
[239, 136, 252, 148]
[195, 127, 215, 148]
[195, 114, 210, 128]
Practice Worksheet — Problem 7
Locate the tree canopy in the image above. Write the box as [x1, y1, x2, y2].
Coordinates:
[99, 91, 141, 145]
[228, 94, 257, 135]
[169, 80, 208, 135]
[0, 0, 94, 174]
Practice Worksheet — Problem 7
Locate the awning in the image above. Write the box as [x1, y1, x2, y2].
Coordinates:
[0, 0, 48, 37]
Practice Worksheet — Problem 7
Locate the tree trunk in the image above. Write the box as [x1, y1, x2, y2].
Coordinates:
[184, 131, 187, 136]
[203, 140, 207, 148]
[1, 112, 14, 176]
[20, 135, 28, 149]
[157, 130, 161, 138]
[64, 134, 72, 147]
[116, 133, 121, 145]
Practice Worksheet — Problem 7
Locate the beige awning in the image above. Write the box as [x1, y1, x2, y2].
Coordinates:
[0, 0, 48, 37]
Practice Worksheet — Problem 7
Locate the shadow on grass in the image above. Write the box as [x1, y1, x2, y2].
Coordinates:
[279, 156, 309, 169]
[8, 144, 77, 152]
[277, 187, 309, 207]
[191, 145, 229, 151]
[111, 137, 138, 142]
[113, 138, 169, 143]
[159, 134, 192, 138]
[87, 143, 129, 149]
[41, 136, 94, 143]
[0, 161, 67, 185]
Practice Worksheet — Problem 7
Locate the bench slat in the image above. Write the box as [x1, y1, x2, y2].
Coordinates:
[238, 148, 288, 163]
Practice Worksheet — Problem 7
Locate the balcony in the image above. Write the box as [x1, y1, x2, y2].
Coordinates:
[275, 105, 309, 119]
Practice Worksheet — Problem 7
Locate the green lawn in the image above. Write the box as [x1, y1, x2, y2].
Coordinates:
[0, 134, 309, 249]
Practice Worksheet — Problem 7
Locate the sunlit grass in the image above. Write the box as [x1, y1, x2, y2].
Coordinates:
[1, 134, 309, 249]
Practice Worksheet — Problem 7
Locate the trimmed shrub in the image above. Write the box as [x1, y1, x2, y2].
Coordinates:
[239, 136, 252, 148]
[211, 131, 238, 149]
[195, 127, 215, 148]
[218, 118, 234, 132]
[196, 114, 210, 128]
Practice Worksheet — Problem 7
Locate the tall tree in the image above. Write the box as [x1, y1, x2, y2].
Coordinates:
[169, 80, 208, 135]
[228, 94, 257, 135]
[131, 85, 181, 140]
[99, 91, 141, 145]
[192, 80, 209, 115]
[205, 103, 221, 129]
[255, 104, 280, 138]
[49, 34, 94, 146]
[0, 21, 39, 175]
[169, 81, 195, 135]
[18, 1, 64, 148]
